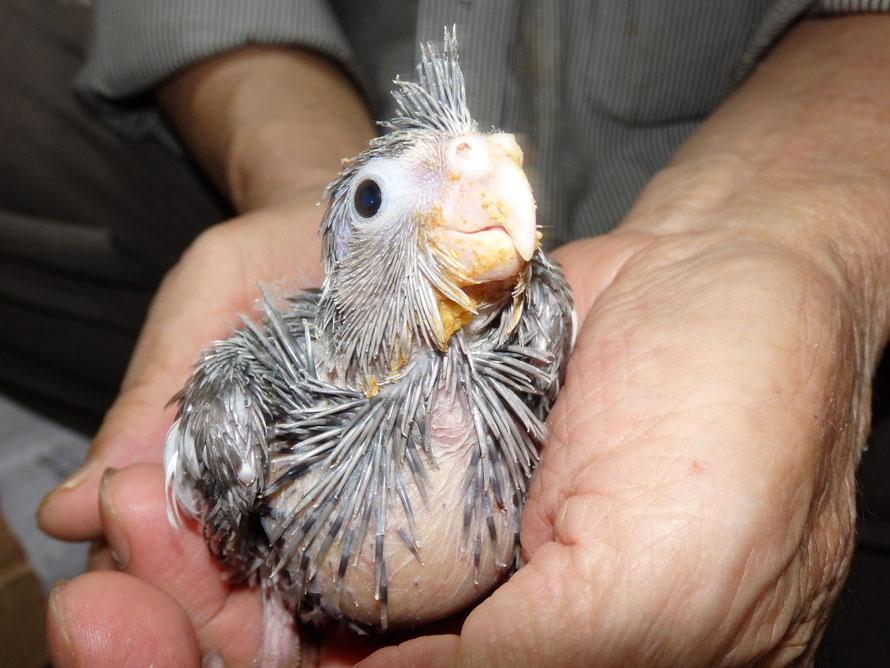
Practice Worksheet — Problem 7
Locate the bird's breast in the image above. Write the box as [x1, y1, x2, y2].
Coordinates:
[263, 380, 515, 629]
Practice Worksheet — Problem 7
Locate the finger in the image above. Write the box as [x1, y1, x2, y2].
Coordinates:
[373, 547, 607, 668]
[36, 239, 242, 540]
[86, 538, 117, 572]
[99, 463, 267, 665]
[36, 375, 181, 540]
[356, 635, 460, 668]
[47, 572, 201, 668]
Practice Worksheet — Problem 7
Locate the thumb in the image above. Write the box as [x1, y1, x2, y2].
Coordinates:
[47, 571, 202, 667]
[36, 354, 182, 540]
[549, 230, 653, 321]
[36, 226, 260, 540]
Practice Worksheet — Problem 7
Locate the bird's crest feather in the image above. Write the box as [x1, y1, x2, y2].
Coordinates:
[381, 27, 476, 136]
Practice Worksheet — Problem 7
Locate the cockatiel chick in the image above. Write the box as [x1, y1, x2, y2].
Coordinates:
[164, 29, 574, 659]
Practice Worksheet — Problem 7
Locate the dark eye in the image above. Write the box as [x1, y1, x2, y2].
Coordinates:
[354, 179, 382, 217]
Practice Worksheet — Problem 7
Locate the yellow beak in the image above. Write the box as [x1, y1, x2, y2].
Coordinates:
[431, 133, 537, 284]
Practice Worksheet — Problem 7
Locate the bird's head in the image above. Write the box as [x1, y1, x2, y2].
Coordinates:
[318, 30, 538, 382]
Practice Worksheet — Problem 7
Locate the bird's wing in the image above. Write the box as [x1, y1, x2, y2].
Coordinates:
[163, 291, 321, 575]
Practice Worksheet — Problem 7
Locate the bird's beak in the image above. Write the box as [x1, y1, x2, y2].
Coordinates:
[431, 133, 537, 284]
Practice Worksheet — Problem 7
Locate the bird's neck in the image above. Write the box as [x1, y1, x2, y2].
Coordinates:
[316, 221, 532, 391]
[316, 255, 444, 389]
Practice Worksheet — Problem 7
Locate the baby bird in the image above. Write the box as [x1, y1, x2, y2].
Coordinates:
[164, 28, 574, 648]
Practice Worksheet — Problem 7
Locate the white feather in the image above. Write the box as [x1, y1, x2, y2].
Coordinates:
[163, 418, 201, 527]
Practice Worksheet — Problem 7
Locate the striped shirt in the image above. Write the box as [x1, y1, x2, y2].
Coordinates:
[76, 0, 890, 244]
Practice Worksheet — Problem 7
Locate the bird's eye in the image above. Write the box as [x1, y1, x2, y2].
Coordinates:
[354, 179, 382, 218]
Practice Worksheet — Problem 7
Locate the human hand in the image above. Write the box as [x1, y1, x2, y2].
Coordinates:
[361, 213, 877, 665]
[39, 197, 333, 665]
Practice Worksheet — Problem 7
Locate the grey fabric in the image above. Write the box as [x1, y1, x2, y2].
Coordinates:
[76, 0, 365, 150]
[0, 0, 232, 432]
[75, 0, 889, 241]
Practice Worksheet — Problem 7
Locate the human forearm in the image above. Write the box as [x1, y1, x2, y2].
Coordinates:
[157, 46, 375, 213]
[622, 15, 890, 357]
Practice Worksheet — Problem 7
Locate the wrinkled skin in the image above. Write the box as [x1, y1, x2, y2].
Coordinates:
[439, 233, 866, 667]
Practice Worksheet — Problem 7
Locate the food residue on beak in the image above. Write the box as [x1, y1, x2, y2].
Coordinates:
[422, 132, 539, 345]
[437, 296, 476, 345]
[432, 133, 537, 278]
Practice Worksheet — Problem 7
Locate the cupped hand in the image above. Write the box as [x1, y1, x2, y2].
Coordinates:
[41, 15, 890, 666]
[40, 196, 332, 665]
[39, 195, 325, 540]
[362, 219, 876, 666]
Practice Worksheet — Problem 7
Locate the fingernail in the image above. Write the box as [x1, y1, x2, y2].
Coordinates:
[48, 582, 75, 665]
[37, 457, 100, 519]
[99, 468, 130, 570]
[87, 538, 116, 572]
[59, 456, 101, 492]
